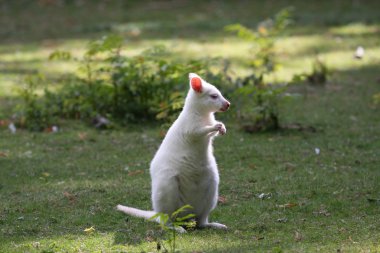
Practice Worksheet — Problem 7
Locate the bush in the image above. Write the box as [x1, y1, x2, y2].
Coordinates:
[16, 74, 59, 131]
[16, 8, 300, 133]
[225, 7, 296, 132]
[16, 35, 219, 130]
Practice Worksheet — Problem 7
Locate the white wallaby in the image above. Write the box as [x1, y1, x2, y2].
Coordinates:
[117, 73, 230, 231]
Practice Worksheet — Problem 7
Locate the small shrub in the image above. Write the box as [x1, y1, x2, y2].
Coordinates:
[225, 7, 295, 132]
[292, 56, 330, 88]
[306, 56, 330, 85]
[150, 205, 196, 253]
[17, 35, 221, 130]
[16, 74, 58, 131]
[235, 78, 288, 132]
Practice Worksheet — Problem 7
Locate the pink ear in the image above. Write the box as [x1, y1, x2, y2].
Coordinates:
[191, 77, 202, 93]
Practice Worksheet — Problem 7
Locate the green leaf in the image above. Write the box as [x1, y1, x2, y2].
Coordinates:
[175, 213, 196, 222]
[49, 50, 72, 61]
[171, 204, 193, 218]
[224, 24, 257, 41]
[86, 34, 123, 56]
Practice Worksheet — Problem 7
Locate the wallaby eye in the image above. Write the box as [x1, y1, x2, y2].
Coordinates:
[210, 94, 218, 99]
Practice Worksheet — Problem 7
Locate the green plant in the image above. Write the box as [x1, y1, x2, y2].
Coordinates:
[44, 35, 217, 126]
[234, 78, 289, 132]
[225, 7, 295, 132]
[150, 205, 196, 253]
[306, 56, 330, 85]
[225, 7, 293, 77]
[16, 74, 58, 131]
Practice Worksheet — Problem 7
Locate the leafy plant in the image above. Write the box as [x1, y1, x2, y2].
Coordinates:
[15, 74, 58, 131]
[292, 56, 330, 91]
[15, 35, 220, 131]
[306, 56, 330, 85]
[225, 7, 293, 77]
[235, 78, 289, 132]
[149, 205, 196, 253]
[225, 7, 295, 132]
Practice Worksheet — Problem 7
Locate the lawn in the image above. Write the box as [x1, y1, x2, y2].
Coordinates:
[1, 1, 380, 252]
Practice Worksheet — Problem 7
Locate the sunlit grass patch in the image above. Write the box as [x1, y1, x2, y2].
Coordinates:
[329, 22, 380, 36]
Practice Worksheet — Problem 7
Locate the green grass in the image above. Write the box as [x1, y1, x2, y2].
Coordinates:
[1, 1, 380, 252]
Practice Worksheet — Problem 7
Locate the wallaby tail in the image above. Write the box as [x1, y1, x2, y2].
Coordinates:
[116, 204, 157, 220]
[117, 204, 187, 233]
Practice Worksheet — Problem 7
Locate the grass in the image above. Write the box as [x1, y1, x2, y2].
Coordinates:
[1, 1, 380, 252]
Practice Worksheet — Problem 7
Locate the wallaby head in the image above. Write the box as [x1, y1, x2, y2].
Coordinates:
[185, 73, 230, 114]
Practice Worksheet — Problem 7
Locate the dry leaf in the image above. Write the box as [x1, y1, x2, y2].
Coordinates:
[218, 196, 227, 204]
[349, 236, 358, 244]
[252, 235, 265, 241]
[278, 203, 298, 208]
[45, 126, 59, 133]
[294, 231, 303, 242]
[313, 205, 331, 216]
[42, 172, 50, 177]
[128, 170, 144, 176]
[145, 236, 154, 242]
[32, 242, 41, 248]
[0, 120, 10, 126]
[257, 193, 272, 199]
[78, 132, 87, 141]
[84, 226, 95, 234]
[63, 191, 76, 203]
[0, 152, 8, 157]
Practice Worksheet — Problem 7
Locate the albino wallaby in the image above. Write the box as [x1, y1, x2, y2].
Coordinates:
[117, 73, 230, 231]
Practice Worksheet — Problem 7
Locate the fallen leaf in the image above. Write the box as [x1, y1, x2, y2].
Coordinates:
[257, 193, 272, 200]
[84, 226, 95, 234]
[128, 170, 144, 176]
[252, 235, 265, 241]
[21, 151, 33, 158]
[0, 152, 8, 157]
[294, 231, 303, 242]
[41, 172, 50, 177]
[145, 236, 154, 242]
[349, 236, 358, 244]
[0, 120, 10, 126]
[78, 132, 87, 141]
[277, 217, 287, 223]
[218, 196, 227, 204]
[63, 191, 76, 203]
[313, 205, 331, 216]
[278, 203, 298, 208]
[32, 242, 40, 248]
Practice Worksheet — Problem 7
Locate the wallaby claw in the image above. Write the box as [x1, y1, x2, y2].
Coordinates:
[215, 123, 226, 135]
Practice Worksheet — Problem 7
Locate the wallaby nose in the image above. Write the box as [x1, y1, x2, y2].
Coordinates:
[221, 100, 230, 111]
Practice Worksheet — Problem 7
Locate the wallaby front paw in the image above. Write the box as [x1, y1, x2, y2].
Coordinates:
[215, 123, 226, 135]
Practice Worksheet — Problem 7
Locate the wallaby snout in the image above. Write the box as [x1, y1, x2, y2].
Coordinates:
[221, 100, 230, 112]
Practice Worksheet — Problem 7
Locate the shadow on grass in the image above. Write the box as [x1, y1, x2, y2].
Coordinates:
[1, 1, 380, 44]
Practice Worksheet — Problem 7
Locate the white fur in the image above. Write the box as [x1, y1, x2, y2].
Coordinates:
[117, 73, 230, 230]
